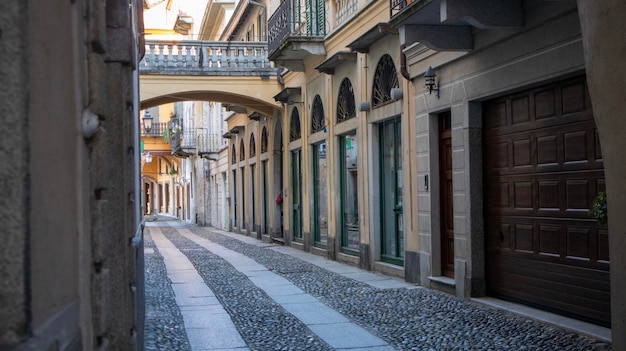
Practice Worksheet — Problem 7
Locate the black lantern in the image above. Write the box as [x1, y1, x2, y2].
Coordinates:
[142, 110, 153, 133]
[424, 66, 439, 98]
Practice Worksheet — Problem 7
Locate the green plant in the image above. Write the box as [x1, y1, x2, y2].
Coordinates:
[169, 168, 177, 176]
[590, 191, 608, 227]
[163, 127, 171, 142]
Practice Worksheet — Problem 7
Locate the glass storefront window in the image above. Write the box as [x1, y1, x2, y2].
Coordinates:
[313, 142, 328, 247]
[340, 134, 359, 253]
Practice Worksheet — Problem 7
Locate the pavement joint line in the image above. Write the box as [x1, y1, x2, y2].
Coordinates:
[175, 227, 395, 350]
[149, 226, 250, 351]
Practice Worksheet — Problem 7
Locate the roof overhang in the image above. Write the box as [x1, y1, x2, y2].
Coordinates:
[347, 23, 398, 53]
[273, 87, 301, 104]
[315, 52, 357, 74]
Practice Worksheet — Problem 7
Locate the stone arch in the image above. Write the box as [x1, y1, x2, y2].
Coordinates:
[140, 75, 281, 116]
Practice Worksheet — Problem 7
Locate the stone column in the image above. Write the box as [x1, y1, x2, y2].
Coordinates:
[577, 1, 626, 347]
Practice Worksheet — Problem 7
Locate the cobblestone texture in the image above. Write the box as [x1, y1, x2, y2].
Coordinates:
[144, 232, 191, 351]
[164, 228, 333, 351]
[144, 223, 613, 351]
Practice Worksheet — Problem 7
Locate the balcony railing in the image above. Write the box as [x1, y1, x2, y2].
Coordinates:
[390, 0, 419, 19]
[268, 0, 326, 55]
[140, 40, 275, 76]
[336, 0, 357, 27]
[169, 118, 196, 157]
[141, 122, 168, 137]
[197, 129, 226, 155]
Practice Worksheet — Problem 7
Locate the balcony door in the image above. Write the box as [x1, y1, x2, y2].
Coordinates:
[305, 0, 325, 35]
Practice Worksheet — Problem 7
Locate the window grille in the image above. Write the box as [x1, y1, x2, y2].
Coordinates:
[372, 54, 399, 108]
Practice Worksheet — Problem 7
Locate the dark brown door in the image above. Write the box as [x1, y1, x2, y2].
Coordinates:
[484, 76, 610, 326]
[439, 112, 454, 278]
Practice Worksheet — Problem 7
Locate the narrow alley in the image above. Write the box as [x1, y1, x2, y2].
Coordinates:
[143, 218, 611, 351]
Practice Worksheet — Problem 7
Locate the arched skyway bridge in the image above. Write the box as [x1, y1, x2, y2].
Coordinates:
[139, 40, 282, 116]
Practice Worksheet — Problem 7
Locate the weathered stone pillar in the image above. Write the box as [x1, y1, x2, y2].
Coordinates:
[577, 1, 626, 347]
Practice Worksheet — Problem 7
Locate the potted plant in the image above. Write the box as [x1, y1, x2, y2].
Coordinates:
[163, 127, 172, 142]
[590, 191, 608, 227]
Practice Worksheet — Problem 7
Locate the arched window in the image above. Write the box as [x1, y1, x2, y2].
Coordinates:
[372, 54, 399, 108]
[337, 78, 356, 123]
[232, 144, 237, 164]
[311, 95, 325, 133]
[239, 139, 245, 161]
[261, 126, 269, 153]
[249, 133, 256, 158]
[290, 108, 301, 141]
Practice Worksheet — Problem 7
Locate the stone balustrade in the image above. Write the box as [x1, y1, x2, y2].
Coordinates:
[140, 40, 275, 76]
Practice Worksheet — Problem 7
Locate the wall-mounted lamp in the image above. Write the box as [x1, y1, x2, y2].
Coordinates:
[142, 110, 153, 133]
[145, 151, 153, 163]
[424, 66, 439, 98]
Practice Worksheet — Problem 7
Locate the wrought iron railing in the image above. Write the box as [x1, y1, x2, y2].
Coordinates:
[268, 0, 326, 55]
[141, 122, 168, 137]
[168, 118, 197, 153]
[336, 0, 357, 26]
[390, 0, 419, 19]
[268, 0, 291, 54]
[140, 40, 275, 76]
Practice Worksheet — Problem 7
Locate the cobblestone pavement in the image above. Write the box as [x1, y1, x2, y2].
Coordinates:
[144, 222, 612, 351]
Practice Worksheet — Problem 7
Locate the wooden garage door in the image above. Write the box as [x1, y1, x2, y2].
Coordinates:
[484, 76, 610, 326]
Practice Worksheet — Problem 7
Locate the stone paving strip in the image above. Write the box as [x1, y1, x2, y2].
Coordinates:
[144, 231, 192, 351]
[169, 226, 395, 350]
[184, 225, 612, 351]
[161, 227, 334, 350]
[150, 226, 249, 350]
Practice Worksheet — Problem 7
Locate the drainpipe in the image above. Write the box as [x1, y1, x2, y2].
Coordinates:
[276, 68, 285, 89]
[400, 44, 411, 80]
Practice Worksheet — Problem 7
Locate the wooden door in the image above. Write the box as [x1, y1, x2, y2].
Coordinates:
[439, 112, 454, 278]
